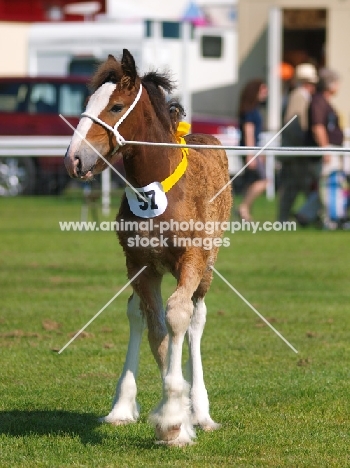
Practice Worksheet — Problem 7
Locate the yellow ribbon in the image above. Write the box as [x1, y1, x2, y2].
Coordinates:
[176, 121, 191, 140]
[160, 122, 191, 193]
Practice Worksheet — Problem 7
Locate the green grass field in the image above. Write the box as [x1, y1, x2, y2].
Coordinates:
[1, 192, 350, 467]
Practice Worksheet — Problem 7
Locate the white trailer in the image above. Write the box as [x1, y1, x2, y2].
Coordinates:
[28, 19, 237, 100]
[28, 21, 144, 77]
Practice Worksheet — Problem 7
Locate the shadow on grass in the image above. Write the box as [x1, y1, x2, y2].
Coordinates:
[0, 410, 102, 445]
[0, 410, 164, 450]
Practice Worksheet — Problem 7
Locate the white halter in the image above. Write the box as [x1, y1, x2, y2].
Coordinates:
[81, 83, 143, 150]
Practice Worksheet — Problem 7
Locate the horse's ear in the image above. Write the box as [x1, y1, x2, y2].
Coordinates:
[121, 49, 137, 88]
[104, 55, 119, 83]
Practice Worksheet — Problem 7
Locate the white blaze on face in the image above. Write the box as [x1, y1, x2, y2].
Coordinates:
[69, 82, 117, 155]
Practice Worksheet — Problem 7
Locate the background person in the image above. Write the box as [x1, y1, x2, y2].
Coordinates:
[278, 63, 318, 222]
[237, 79, 268, 221]
[304, 68, 345, 229]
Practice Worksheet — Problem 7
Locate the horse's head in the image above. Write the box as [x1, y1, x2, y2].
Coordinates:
[65, 49, 141, 180]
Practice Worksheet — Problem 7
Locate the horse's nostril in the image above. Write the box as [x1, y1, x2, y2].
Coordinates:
[74, 156, 82, 175]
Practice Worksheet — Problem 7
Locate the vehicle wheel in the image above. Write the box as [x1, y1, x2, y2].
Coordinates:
[0, 157, 36, 196]
[34, 167, 71, 195]
[50, 170, 71, 195]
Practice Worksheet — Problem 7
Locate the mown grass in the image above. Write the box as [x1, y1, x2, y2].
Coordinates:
[0, 191, 350, 467]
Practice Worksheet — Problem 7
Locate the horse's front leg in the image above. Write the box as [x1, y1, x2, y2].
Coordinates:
[149, 262, 204, 446]
[101, 293, 144, 425]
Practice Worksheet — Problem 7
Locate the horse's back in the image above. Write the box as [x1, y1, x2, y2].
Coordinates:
[186, 133, 229, 177]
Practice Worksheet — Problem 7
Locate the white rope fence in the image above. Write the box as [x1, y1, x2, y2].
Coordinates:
[2, 134, 350, 210]
[1, 135, 349, 156]
[110, 140, 350, 155]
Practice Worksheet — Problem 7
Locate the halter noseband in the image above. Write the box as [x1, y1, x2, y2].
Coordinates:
[81, 83, 143, 151]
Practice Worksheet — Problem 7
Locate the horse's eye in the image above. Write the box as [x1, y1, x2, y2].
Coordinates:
[110, 104, 123, 113]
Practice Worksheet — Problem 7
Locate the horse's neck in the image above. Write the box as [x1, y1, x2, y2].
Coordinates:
[123, 121, 181, 188]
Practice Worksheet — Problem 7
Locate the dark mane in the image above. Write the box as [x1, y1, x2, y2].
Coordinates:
[141, 71, 176, 133]
[89, 58, 123, 92]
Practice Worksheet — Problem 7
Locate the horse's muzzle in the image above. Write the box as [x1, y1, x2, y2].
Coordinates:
[64, 143, 98, 179]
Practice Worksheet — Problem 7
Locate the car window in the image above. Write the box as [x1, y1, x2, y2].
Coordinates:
[59, 83, 87, 116]
[0, 80, 87, 116]
[69, 57, 100, 76]
[29, 83, 57, 114]
[0, 83, 29, 112]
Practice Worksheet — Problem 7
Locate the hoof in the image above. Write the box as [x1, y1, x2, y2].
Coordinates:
[193, 417, 221, 431]
[155, 423, 195, 446]
[200, 421, 221, 432]
[155, 424, 181, 442]
[99, 415, 136, 425]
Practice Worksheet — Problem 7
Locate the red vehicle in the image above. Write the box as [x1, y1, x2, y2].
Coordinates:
[191, 114, 238, 136]
[0, 76, 88, 195]
[0, 75, 239, 196]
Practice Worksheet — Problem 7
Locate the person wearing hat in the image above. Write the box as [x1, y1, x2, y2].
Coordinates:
[300, 67, 345, 228]
[278, 63, 318, 222]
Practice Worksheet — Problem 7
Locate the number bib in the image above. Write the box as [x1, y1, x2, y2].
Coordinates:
[125, 181, 168, 218]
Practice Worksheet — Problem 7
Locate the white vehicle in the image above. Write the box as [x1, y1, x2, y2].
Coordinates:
[28, 18, 237, 116]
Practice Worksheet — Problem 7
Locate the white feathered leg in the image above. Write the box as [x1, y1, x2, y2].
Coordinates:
[187, 298, 220, 431]
[149, 287, 195, 445]
[101, 293, 145, 425]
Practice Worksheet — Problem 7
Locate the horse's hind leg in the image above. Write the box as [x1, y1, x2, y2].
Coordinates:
[102, 293, 144, 425]
[187, 268, 220, 431]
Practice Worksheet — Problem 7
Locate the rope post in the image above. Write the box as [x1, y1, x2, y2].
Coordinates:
[267, 7, 282, 201]
[102, 167, 111, 216]
[266, 151, 275, 200]
[181, 21, 192, 125]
